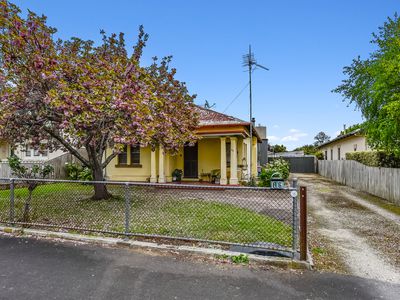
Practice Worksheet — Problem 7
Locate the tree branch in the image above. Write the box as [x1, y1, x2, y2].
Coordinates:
[43, 127, 91, 167]
[102, 151, 118, 169]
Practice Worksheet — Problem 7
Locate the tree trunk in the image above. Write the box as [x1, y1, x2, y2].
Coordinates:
[91, 164, 111, 200]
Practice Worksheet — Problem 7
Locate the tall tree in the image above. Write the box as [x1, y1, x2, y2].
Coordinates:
[293, 144, 316, 155]
[0, 1, 198, 199]
[314, 132, 330, 146]
[270, 144, 287, 153]
[334, 14, 400, 155]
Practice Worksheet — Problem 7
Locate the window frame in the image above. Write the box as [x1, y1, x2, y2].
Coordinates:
[130, 145, 141, 165]
[116, 145, 142, 168]
[117, 145, 128, 165]
[25, 145, 31, 157]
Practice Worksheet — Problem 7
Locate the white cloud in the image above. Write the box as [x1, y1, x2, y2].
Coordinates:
[281, 129, 308, 142]
[273, 125, 280, 129]
[268, 128, 308, 145]
[289, 128, 301, 133]
[268, 135, 280, 142]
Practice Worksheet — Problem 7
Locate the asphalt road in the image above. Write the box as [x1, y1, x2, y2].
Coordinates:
[0, 235, 399, 300]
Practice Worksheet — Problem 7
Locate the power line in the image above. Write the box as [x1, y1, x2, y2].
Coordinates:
[222, 67, 258, 114]
[222, 82, 249, 113]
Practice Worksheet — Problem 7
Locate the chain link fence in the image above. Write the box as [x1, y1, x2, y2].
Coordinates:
[0, 178, 299, 256]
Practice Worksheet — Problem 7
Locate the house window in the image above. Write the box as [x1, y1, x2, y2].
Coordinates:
[354, 144, 357, 151]
[324, 151, 328, 160]
[226, 142, 231, 167]
[25, 145, 31, 157]
[118, 145, 128, 165]
[330, 149, 333, 160]
[41, 149, 48, 157]
[34, 149, 40, 157]
[117, 145, 141, 166]
[338, 147, 341, 160]
[130, 145, 140, 164]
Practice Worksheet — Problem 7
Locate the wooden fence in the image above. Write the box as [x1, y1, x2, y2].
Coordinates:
[0, 151, 85, 179]
[318, 160, 400, 206]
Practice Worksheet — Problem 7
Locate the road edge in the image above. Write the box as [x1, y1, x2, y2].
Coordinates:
[0, 225, 312, 270]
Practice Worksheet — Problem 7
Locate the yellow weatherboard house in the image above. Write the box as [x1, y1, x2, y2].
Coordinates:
[105, 106, 261, 184]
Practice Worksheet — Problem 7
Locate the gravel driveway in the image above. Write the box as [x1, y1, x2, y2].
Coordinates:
[296, 173, 400, 284]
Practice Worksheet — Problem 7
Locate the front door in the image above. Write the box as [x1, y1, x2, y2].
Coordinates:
[184, 143, 198, 178]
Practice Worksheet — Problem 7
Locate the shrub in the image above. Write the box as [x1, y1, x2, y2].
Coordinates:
[259, 158, 290, 187]
[65, 163, 81, 180]
[346, 151, 400, 168]
[78, 167, 93, 181]
[65, 163, 93, 180]
[314, 151, 324, 160]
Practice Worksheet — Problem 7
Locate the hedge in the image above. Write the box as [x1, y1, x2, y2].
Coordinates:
[346, 151, 400, 168]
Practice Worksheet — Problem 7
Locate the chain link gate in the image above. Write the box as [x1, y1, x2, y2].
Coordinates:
[0, 178, 299, 257]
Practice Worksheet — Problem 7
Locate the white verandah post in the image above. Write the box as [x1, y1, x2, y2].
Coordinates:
[220, 137, 227, 185]
[150, 149, 157, 183]
[229, 137, 238, 185]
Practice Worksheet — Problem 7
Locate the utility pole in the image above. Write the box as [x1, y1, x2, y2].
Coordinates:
[242, 45, 268, 181]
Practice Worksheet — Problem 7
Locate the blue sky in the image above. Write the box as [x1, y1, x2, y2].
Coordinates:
[14, 0, 399, 149]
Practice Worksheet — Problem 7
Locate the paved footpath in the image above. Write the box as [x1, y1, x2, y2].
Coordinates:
[0, 235, 399, 299]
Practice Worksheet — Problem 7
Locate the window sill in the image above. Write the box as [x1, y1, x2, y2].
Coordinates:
[115, 164, 142, 168]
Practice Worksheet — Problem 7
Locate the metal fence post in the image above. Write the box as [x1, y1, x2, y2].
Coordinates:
[292, 188, 298, 258]
[292, 178, 297, 189]
[124, 183, 130, 238]
[300, 186, 308, 261]
[9, 178, 15, 225]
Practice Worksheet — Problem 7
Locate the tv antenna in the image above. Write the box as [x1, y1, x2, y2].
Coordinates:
[242, 45, 269, 181]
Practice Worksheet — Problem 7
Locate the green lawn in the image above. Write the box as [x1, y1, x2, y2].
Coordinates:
[0, 183, 292, 247]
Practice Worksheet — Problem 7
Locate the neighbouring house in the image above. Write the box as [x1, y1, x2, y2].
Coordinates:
[105, 106, 261, 184]
[13, 146, 66, 162]
[255, 125, 268, 167]
[318, 129, 369, 160]
[0, 140, 66, 162]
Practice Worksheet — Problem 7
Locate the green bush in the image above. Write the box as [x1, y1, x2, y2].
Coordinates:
[77, 167, 93, 181]
[259, 159, 290, 187]
[314, 151, 324, 160]
[65, 163, 81, 180]
[65, 163, 93, 180]
[346, 151, 400, 168]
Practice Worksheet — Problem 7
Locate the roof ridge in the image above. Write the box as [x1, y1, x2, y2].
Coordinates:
[194, 105, 247, 123]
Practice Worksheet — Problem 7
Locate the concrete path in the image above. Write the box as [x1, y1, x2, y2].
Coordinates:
[0, 235, 399, 299]
[296, 173, 400, 284]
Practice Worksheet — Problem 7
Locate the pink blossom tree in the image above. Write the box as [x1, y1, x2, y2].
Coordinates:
[0, 1, 198, 199]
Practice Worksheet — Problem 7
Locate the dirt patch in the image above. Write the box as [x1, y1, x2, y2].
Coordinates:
[296, 173, 400, 284]
[308, 212, 348, 274]
[327, 195, 366, 210]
